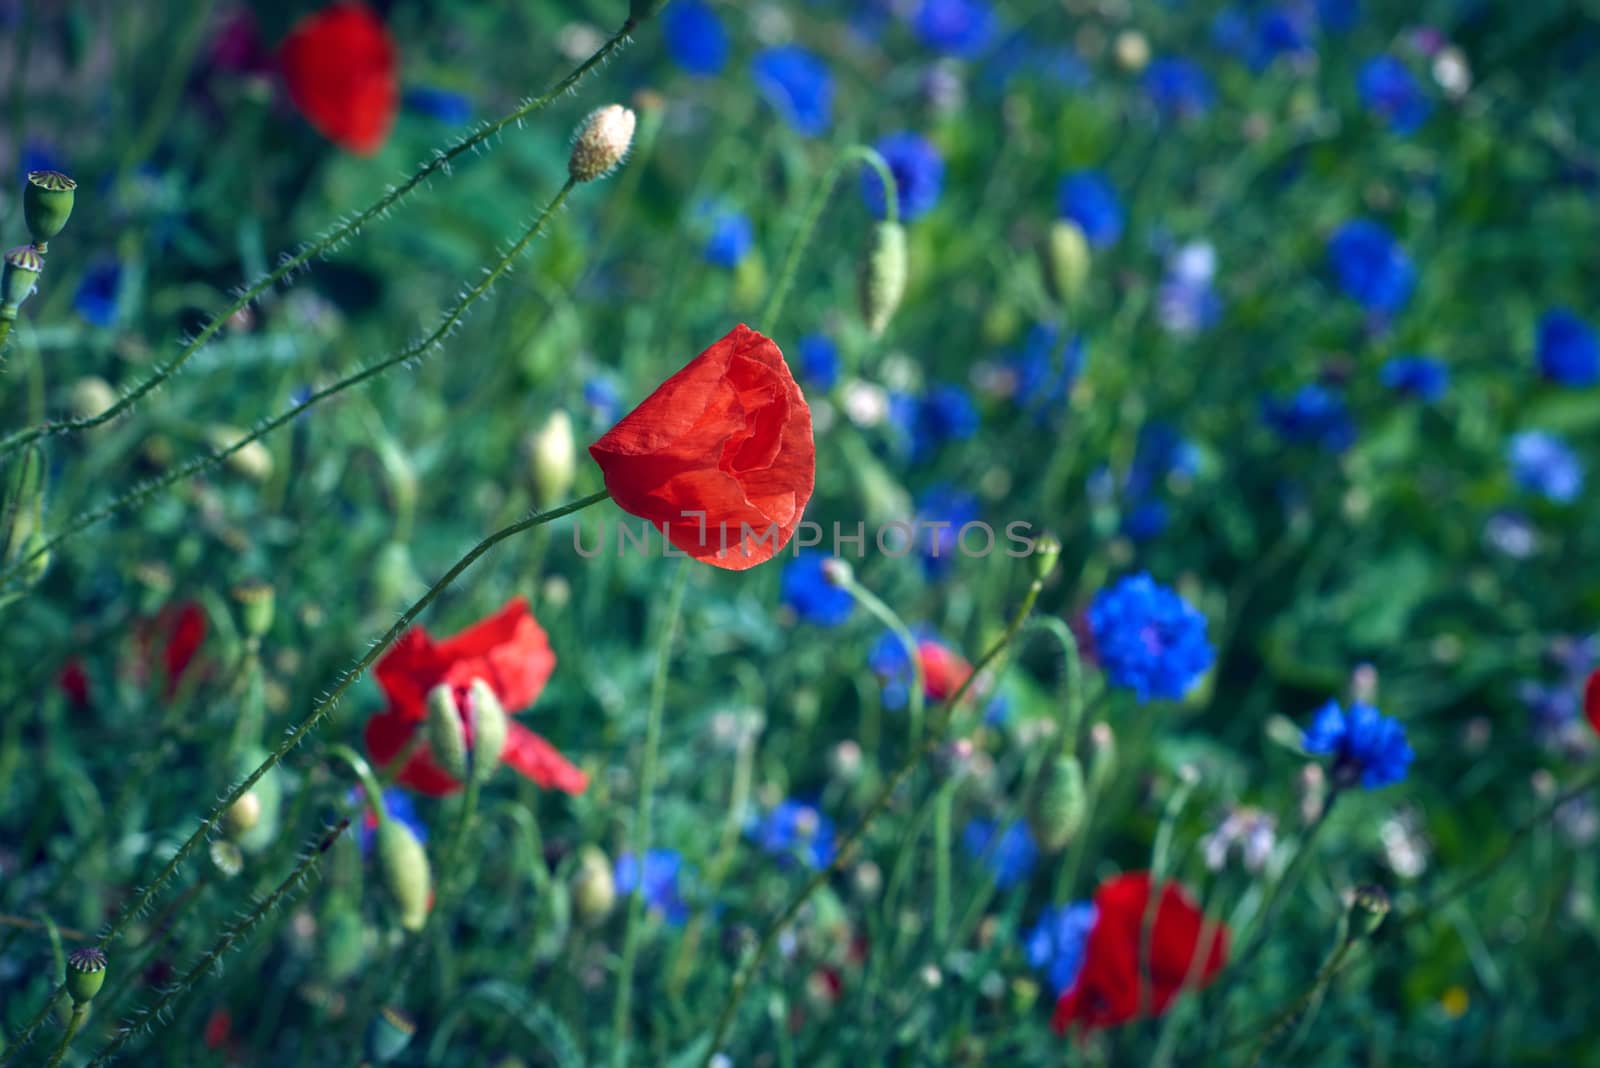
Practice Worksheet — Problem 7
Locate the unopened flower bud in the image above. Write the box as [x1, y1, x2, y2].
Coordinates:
[572, 845, 617, 926]
[206, 426, 274, 483]
[820, 557, 853, 588]
[1046, 220, 1090, 305]
[68, 376, 117, 423]
[224, 790, 263, 840]
[852, 859, 883, 901]
[1030, 533, 1062, 582]
[1088, 721, 1117, 793]
[569, 104, 636, 183]
[2, 246, 43, 316]
[524, 410, 576, 508]
[467, 678, 507, 784]
[376, 820, 432, 932]
[66, 947, 107, 1004]
[1348, 883, 1391, 938]
[1114, 30, 1150, 71]
[426, 684, 469, 782]
[828, 739, 863, 783]
[232, 580, 275, 640]
[1030, 754, 1087, 853]
[366, 1006, 417, 1063]
[24, 171, 75, 249]
[860, 221, 908, 337]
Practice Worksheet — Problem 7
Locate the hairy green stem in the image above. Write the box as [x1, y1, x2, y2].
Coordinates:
[44, 1003, 86, 1068]
[840, 575, 926, 750]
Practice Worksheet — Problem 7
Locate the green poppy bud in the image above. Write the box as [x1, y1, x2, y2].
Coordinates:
[24, 171, 75, 250]
[467, 678, 507, 784]
[320, 904, 367, 982]
[1349, 883, 1390, 938]
[1031, 533, 1062, 582]
[1030, 754, 1087, 853]
[209, 839, 244, 878]
[1, 246, 43, 317]
[1046, 220, 1090, 305]
[524, 410, 576, 509]
[376, 819, 432, 933]
[223, 790, 262, 840]
[66, 947, 107, 1004]
[1, 443, 44, 561]
[859, 222, 908, 337]
[426, 684, 469, 782]
[572, 845, 617, 926]
[366, 1006, 417, 1063]
[232, 748, 283, 854]
[232, 580, 275, 640]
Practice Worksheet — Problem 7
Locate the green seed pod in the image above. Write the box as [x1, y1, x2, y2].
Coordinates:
[320, 903, 368, 982]
[233, 748, 283, 855]
[223, 790, 262, 840]
[1030, 533, 1062, 583]
[365, 1006, 417, 1063]
[232, 580, 275, 640]
[425, 684, 469, 782]
[467, 678, 507, 785]
[859, 222, 908, 337]
[377, 819, 432, 932]
[66, 947, 107, 1004]
[1, 246, 43, 314]
[1045, 220, 1091, 306]
[1030, 754, 1087, 853]
[205, 425, 273, 483]
[1349, 883, 1391, 938]
[24, 171, 75, 249]
[572, 845, 617, 926]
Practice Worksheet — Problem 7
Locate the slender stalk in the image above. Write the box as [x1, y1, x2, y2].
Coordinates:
[610, 560, 692, 1068]
[0, 26, 637, 459]
[328, 745, 389, 823]
[0, 181, 579, 588]
[1228, 789, 1341, 977]
[44, 1004, 86, 1068]
[0, 914, 88, 941]
[838, 575, 925, 750]
[697, 575, 1046, 1066]
[933, 782, 955, 943]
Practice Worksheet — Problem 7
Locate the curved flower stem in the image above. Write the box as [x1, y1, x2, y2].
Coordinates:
[44, 1004, 86, 1068]
[838, 574, 925, 751]
[328, 745, 389, 823]
[0, 491, 613, 1068]
[697, 574, 1046, 1066]
[933, 782, 956, 944]
[759, 144, 898, 330]
[0, 24, 637, 459]
[1028, 616, 1087, 756]
[0, 180, 579, 590]
[610, 558, 692, 1068]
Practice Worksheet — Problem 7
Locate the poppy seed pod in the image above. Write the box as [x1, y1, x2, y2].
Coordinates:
[24, 171, 75, 249]
[425, 684, 469, 782]
[2, 246, 43, 317]
[859, 221, 907, 337]
[223, 790, 263, 840]
[1046, 220, 1090, 306]
[366, 1005, 417, 1063]
[525, 409, 576, 508]
[66, 947, 107, 1004]
[376, 819, 432, 932]
[569, 104, 637, 183]
[1030, 754, 1087, 853]
[572, 844, 617, 926]
[467, 678, 507, 784]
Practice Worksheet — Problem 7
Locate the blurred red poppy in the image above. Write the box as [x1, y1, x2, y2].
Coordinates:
[58, 657, 91, 708]
[1586, 669, 1600, 736]
[363, 598, 585, 797]
[279, 3, 398, 155]
[164, 601, 208, 696]
[589, 324, 815, 570]
[1052, 871, 1228, 1033]
[918, 640, 973, 701]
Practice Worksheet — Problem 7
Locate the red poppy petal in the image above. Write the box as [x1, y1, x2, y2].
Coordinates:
[280, 3, 398, 156]
[374, 626, 447, 722]
[437, 598, 556, 712]
[503, 722, 588, 794]
[1586, 669, 1600, 737]
[164, 601, 208, 696]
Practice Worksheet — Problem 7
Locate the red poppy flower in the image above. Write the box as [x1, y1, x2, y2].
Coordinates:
[1586, 669, 1600, 737]
[203, 1008, 232, 1051]
[279, 3, 398, 156]
[363, 598, 586, 797]
[58, 657, 91, 708]
[1052, 871, 1228, 1033]
[919, 640, 973, 701]
[164, 601, 208, 696]
[589, 324, 815, 570]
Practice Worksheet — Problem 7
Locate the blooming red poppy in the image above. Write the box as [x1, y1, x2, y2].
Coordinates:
[918, 640, 974, 702]
[363, 598, 586, 797]
[1586, 669, 1600, 737]
[279, 3, 398, 156]
[1052, 871, 1228, 1033]
[589, 325, 815, 570]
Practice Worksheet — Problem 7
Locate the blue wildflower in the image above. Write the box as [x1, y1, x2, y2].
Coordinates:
[1143, 57, 1213, 119]
[1006, 324, 1084, 419]
[354, 788, 428, 857]
[748, 799, 836, 869]
[1024, 902, 1098, 995]
[962, 819, 1038, 889]
[1125, 423, 1199, 504]
[1358, 56, 1431, 134]
[1262, 385, 1356, 452]
[1317, 0, 1360, 32]
[74, 258, 124, 328]
[663, 0, 729, 76]
[402, 86, 472, 124]
[1058, 170, 1123, 248]
[615, 849, 690, 925]
[1211, 9, 1253, 59]
[1122, 500, 1171, 541]
[891, 385, 978, 462]
[797, 334, 840, 390]
[863, 131, 945, 222]
[781, 552, 854, 626]
[1087, 573, 1213, 702]
[912, 0, 996, 58]
[982, 32, 1091, 92]
[704, 211, 754, 268]
[752, 46, 834, 137]
[1380, 355, 1449, 402]
[1255, 7, 1311, 67]
[1157, 242, 1221, 336]
[917, 483, 980, 569]
[1508, 430, 1583, 503]
[1302, 701, 1414, 789]
[19, 138, 64, 184]
[1536, 307, 1599, 387]
[1326, 219, 1415, 314]
[584, 374, 622, 425]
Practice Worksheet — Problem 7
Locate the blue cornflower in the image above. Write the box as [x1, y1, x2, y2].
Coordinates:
[962, 819, 1038, 889]
[1087, 573, 1213, 702]
[1058, 170, 1123, 249]
[74, 258, 124, 327]
[1358, 56, 1431, 134]
[584, 374, 622, 425]
[912, 0, 997, 58]
[1024, 902, 1098, 995]
[1536, 307, 1599, 387]
[797, 334, 840, 390]
[752, 46, 834, 137]
[917, 483, 980, 569]
[402, 86, 472, 124]
[781, 552, 854, 626]
[353, 788, 428, 857]
[1007, 324, 1084, 419]
[615, 849, 690, 925]
[1327, 219, 1415, 314]
[1157, 242, 1221, 336]
[1211, 9, 1253, 59]
[1143, 57, 1213, 119]
[1508, 430, 1583, 503]
[704, 211, 754, 268]
[863, 131, 945, 222]
[663, 0, 728, 76]
[1125, 423, 1199, 503]
[1262, 385, 1356, 452]
[19, 138, 64, 184]
[1122, 500, 1171, 541]
[1317, 0, 1360, 32]
[1302, 701, 1414, 789]
[1380, 355, 1448, 402]
[892, 385, 978, 462]
[747, 799, 836, 870]
[868, 625, 951, 709]
[982, 32, 1091, 92]
[1255, 7, 1311, 67]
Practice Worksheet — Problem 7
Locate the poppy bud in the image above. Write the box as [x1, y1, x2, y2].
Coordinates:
[1030, 533, 1062, 582]
[376, 819, 432, 932]
[426, 684, 470, 782]
[23, 171, 76, 250]
[859, 222, 907, 337]
[234, 747, 283, 854]
[572, 845, 617, 926]
[1046, 220, 1090, 306]
[1088, 722, 1117, 793]
[1349, 883, 1390, 938]
[820, 557, 853, 588]
[209, 839, 244, 878]
[467, 678, 507, 785]
[1113, 30, 1150, 72]
[321, 903, 367, 981]
[569, 104, 637, 183]
[224, 790, 262, 840]
[68, 376, 117, 423]
[232, 580, 275, 640]
[524, 410, 576, 508]
[1, 246, 43, 317]
[1030, 754, 1087, 853]
[366, 1006, 416, 1063]
[66, 947, 107, 1004]
[205, 425, 274, 483]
